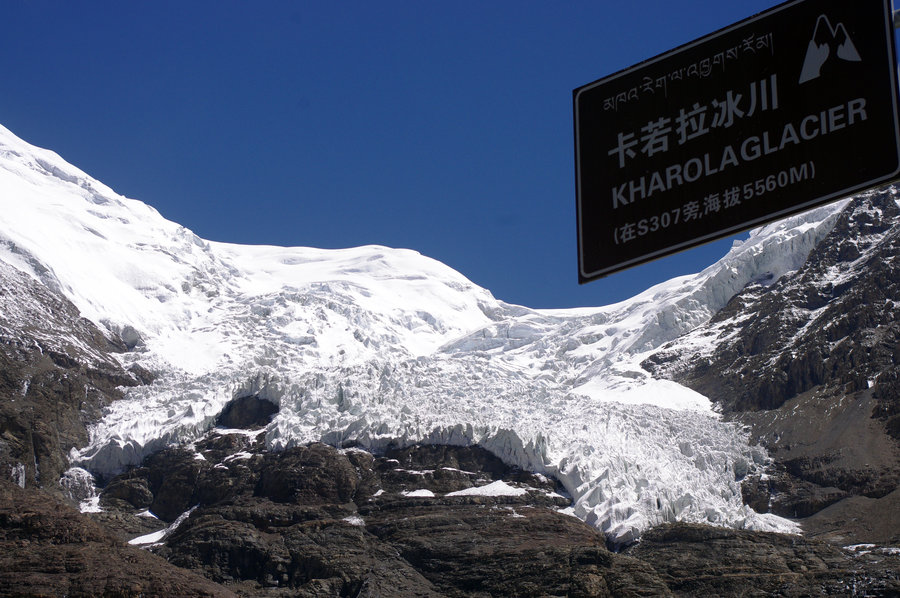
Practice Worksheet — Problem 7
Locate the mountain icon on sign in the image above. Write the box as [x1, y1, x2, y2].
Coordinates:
[799, 14, 861, 84]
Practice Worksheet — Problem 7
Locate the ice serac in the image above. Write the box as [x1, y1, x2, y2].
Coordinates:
[0, 122, 846, 543]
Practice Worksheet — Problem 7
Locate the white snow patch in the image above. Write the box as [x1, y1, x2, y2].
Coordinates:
[222, 451, 253, 462]
[440, 467, 479, 475]
[446, 480, 528, 497]
[572, 377, 713, 413]
[213, 427, 266, 439]
[10, 463, 25, 488]
[394, 468, 433, 476]
[342, 515, 365, 527]
[128, 529, 167, 547]
[59, 467, 100, 512]
[543, 489, 568, 500]
[401, 489, 435, 498]
[79, 497, 102, 513]
[128, 506, 197, 546]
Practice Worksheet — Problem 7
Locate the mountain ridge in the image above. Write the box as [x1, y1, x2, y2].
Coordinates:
[2, 122, 900, 595]
[644, 187, 900, 544]
[0, 121, 847, 543]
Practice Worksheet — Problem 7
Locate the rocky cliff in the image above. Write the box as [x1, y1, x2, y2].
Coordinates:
[645, 188, 900, 547]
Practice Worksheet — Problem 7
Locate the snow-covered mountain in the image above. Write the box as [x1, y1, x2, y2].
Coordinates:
[0, 123, 846, 544]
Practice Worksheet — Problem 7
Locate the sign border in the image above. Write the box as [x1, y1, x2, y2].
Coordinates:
[574, 0, 900, 283]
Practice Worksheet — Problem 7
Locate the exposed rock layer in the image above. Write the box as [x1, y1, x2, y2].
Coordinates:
[92, 438, 900, 597]
[0, 478, 236, 598]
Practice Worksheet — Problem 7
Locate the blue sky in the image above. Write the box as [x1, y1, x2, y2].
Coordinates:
[1, 0, 791, 308]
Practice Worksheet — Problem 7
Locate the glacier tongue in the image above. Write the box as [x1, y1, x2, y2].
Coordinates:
[0, 122, 845, 541]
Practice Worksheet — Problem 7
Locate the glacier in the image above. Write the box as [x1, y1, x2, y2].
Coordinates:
[0, 122, 848, 544]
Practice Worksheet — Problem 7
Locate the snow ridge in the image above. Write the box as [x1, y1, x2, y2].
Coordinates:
[0, 123, 845, 542]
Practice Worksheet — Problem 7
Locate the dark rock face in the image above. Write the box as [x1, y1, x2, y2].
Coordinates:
[0, 260, 141, 494]
[361, 501, 652, 597]
[91, 437, 900, 597]
[0, 478, 236, 597]
[215, 394, 279, 429]
[740, 461, 850, 519]
[644, 191, 900, 544]
[646, 191, 900, 414]
[628, 523, 900, 597]
[256, 443, 359, 505]
[100, 474, 154, 511]
[95, 438, 662, 596]
[166, 499, 439, 597]
[0, 261, 247, 595]
[802, 487, 900, 545]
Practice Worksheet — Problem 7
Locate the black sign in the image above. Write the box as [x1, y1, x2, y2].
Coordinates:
[574, 0, 900, 283]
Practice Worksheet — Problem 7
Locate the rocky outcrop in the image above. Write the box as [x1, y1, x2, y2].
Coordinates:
[644, 190, 900, 544]
[627, 523, 900, 597]
[90, 435, 900, 597]
[3, 427, 898, 597]
[0, 478, 236, 597]
[645, 191, 900, 414]
[0, 260, 142, 495]
[99, 438, 613, 596]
